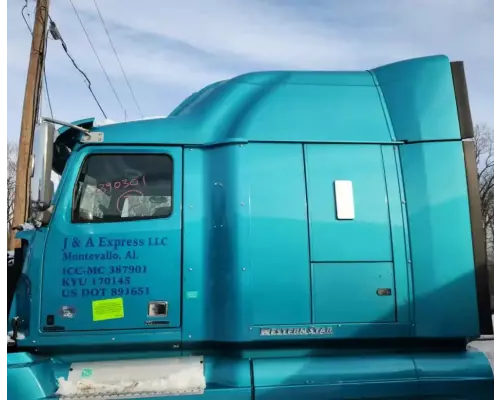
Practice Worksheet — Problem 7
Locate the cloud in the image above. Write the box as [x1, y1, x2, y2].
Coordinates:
[51, 0, 411, 70]
[7, 0, 493, 141]
[58, 0, 492, 68]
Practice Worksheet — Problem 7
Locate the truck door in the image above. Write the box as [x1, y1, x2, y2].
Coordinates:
[40, 146, 182, 332]
[305, 144, 410, 326]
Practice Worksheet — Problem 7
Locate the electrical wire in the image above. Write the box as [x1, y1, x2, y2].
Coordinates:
[21, 0, 32, 34]
[22, 5, 107, 121]
[92, 0, 143, 117]
[48, 16, 107, 118]
[43, 69, 53, 119]
[58, 40, 108, 118]
[68, 0, 127, 120]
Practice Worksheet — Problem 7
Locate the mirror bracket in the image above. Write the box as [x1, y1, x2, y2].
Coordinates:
[29, 204, 54, 227]
[81, 131, 104, 143]
[37, 205, 54, 226]
[31, 201, 52, 213]
[42, 117, 91, 137]
[41, 117, 104, 143]
[81, 132, 104, 143]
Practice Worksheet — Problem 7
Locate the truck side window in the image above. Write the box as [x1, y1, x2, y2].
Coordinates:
[73, 154, 173, 223]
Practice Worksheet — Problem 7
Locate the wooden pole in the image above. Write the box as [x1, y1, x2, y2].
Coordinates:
[8, 0, 50, 250]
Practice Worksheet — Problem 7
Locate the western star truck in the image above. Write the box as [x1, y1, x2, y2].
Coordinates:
[7, 55, 494, 399]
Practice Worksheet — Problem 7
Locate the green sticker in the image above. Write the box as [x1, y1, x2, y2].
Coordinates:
[81, 368, 93, 378]
[186, 291, 198, 299]
[92, 298, 124, 322]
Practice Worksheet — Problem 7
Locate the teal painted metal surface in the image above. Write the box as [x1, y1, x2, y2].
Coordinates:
[372, 55, 461, 142]
[7, 351, 493, 399]
[381, 145, 413, 326]
[7, 352, 252, 400]
[312, 262, 396, 323]
[8, 55, 491, 399]
[244, 143, 311, 326]
[252, 351, 493, 399]
[9, 228, 46, 336]
[65, 56, 457, 147]
[304, 144, 393, 262]
[399, 141, 480, 338]
[41, 146, 183, 332]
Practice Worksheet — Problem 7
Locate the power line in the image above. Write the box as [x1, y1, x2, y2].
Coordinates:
[21, 0, 87, 118]
[20, 0, 35, 30]
[38, 4, 53, 120]
[43, 70, 53, 118]
[48, 17, 108, 119]
[21, 1, 32, 34]
[21, 4, 105, 119]
[92, 0, 143, 117]
[68, 0, 127, 120]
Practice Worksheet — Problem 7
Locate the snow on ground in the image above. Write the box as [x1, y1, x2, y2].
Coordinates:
[467, 315, 494, 372]
[467, 314, 496, 375]
[467, 338, 494, 371]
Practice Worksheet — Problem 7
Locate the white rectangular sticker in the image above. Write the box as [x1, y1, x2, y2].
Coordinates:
[334, 180, 355, 220]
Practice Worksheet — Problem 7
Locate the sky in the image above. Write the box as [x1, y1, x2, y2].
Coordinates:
[7, 0, 493, 142]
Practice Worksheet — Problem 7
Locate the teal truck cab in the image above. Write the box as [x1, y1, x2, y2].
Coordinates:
[7, 55, 494, 399]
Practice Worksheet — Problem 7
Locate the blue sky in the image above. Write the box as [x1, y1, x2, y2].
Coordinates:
[7, 0, 493, 142]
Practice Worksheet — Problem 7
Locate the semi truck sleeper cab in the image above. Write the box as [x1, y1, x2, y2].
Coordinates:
[7, 55, 493, 400]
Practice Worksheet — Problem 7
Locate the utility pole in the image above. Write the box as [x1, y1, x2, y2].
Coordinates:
[9, 0, 50, 250]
